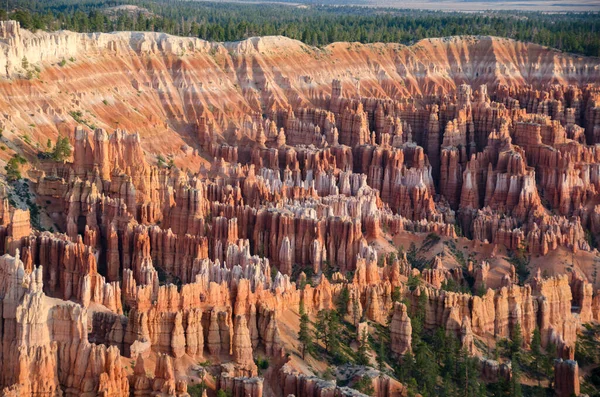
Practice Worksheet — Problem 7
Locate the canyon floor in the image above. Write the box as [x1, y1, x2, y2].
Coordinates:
[0, 20, 599, 397]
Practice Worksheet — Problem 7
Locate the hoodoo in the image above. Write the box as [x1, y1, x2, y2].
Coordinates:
[0, 8, 599, 396]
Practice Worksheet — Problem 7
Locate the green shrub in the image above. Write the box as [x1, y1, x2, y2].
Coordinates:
[354, 375, 374, 396]
[216, 390, 231, 397]
[255, 356, 269, 370]
[188, 384, 205, 397]
[157, 154, 166, 167]
[5, 154, 26, 182]
[50, 136, 72, 161]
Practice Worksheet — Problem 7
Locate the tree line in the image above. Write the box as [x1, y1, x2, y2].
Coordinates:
[3, 0, 600, 57]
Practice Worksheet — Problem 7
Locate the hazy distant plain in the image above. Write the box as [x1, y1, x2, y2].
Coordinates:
[212, 0, 600, 12]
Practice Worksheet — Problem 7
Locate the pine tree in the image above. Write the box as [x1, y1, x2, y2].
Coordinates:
[411, 291, 427, 344]
[543, 341, 557, 387]
[314, 310, 327, 349]
[414, 343, 438, 396]
[298, 299, 312, 359]
[510, 322, 523, 357]
[510, 357, 523, 397]
[456, 348, 480, 397]
[314, 310, 341, 356]
[510, 322, 524, 397]
[489, 374, 510, 397]
[376, 332, 386, 372]
[5, 155, 25, 182]
[356, 329, 369, 365]
[354, 375, 375, 396]
[442, 337, 458, 379]
[352, 296, 360, 325]
[442, 372, 456, 397]
[216, 390, 228, 397]
[432, 327, 447, 366]
[327, 310, 341, 357]
[531, 327, 541, 357]
[397, 352, 414, 383]
[531, 327, 542, 385]
[337, 286, 350, 317]
[391, 286, 401, 303]
[51, 136, 72, 161]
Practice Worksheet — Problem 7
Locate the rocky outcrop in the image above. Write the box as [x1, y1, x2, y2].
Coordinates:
[0, 253, 130, 397]
[554, 359, 580, 397]
[390, 302, 412, 356]
[407, 271, 578, 352]
[232, 315, 258, 376]
[478, 358, 512, 383]
[279, 362, 406, 397]
[132, 354, 189, 396]
[220, 364, 263, 397]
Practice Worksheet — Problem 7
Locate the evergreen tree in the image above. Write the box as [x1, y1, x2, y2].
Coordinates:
[314, 309, 341, 357]
[5, 155, 25, 182]
[51, 136, 72, 161]
[397, 352, 414, 383]
[314, 309, 327, 349]
[376, 331, 385, 372]
[298, 299, 312, 359]
[510, 322, 523, 357]
[337, 286, 350, 317]
[489, 375, 510, 397]
[411, 291, 427, 344]
[391, 286, 401, 303]
[508, 323, 525, 397]
[456, 348, 481, 397]
[356, 329, 369, 365]
[352, 296, 360, 325]
[414, 342, 438, 396]
[442, 371, 456, 397]
[442, 340, 457, 379]
[531, 327, 542, 357]
[531, 327, 542, 385]
[510, 357, 523, 397]
[327, 310, 341, 358]
[432, 327, 447, 366]
[353, 375, 375, 396]
[543, 341, 557, 387]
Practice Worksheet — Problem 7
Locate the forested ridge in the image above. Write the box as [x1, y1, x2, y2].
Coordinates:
[3, 0, 600, 57]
